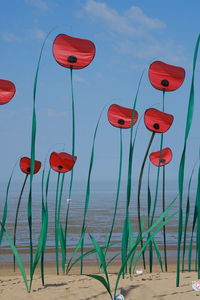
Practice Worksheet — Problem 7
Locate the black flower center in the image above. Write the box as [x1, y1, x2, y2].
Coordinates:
[67, 55, 77, 63]
[159, 158, 166, 164]
[26, 167, 30, 172]
[118, 119, 125, 125]
[58, 165, 63, 170]
[153, 123, 160, 130]
[161, 79, 169, 87]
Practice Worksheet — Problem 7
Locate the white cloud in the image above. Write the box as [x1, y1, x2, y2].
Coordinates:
[84, 0, 165, 37]
[47, 108, 67, 117]
[82, 1, 186, 64]
[125, 6, 165, 30]
[24, 0, 49, 11]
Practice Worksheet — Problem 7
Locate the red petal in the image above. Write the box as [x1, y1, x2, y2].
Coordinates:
[0, 79, 16, 104]
[144, 108, 173, 133]
[49, 152, 77, 173]
[20, 157, 41, 174]
[52, 34, 95, 69]
[150, 147, 172, 166]
[148, 61, 185, 92]
[107, 104, 138, 129]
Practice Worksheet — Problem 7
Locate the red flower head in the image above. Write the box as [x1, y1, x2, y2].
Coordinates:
[49, 152, 77, 173]
[150, 147, 172, 166]
[148, 61, 185, 92]
[0, 79, 16, 105]
[20, 157, 41, 174]
[52, 34, 95, 69]
[144, 108, 173, 133]
[107, 104, 138, 129]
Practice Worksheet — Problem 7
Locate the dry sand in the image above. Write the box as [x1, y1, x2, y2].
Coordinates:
[0, 264, 200, 299]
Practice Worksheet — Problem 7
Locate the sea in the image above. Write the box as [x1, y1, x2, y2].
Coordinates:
[0, 179, 197, 265]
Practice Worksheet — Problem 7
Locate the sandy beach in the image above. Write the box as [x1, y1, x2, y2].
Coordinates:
[0, 264, 200, 300]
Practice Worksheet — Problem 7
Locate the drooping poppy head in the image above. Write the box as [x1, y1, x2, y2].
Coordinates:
[148, 61, 185, 92]
[144, 108, 173, 133]
[0, 79, 16, 104]
[107, 104, 138, 129]
[52, 34, 95, 69]
[150, 147, 172, 167]
[49, 152, 77, 173]
[20, 157, 41, 175]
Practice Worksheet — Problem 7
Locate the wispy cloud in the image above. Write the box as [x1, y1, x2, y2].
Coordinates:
[0, 32, 21, 42]
[82, 0, 186, 64]
[84, 0, 165, 37]
[0, 28, 46, 43]
[31, 28, 46, 40]
[24, 0, 49, 11]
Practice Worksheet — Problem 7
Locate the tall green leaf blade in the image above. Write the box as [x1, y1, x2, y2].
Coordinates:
[86, 274, 112, 299]
[176, 34, 200, 287]
[0, 222, 29, 292]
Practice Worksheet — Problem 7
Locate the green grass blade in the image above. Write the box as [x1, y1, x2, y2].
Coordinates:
[28, 29, 54, 276]
[152, 238, 163, 271]
[133, 212, 177, 274]
[115, 198, 176, 296]
[188, 199, 198, 271]
[182, 164, 195, 271]
[86, 274, 112, 299]
[122, 71, 144, 273]
[89, 234, 110, 291]
[29, 205, 48, 291]
[147, 164, 153, 272]
[59, 223, 66, 273]
[0, 164, 16, 245]
[137, 131, 155, 269]
[55, 172, 61, 275]
[196, 161, 200, 278]
[13, 174, 28, 272]
[80, 107, 105, 274]
[105, 128, 123, 255]
[176, 34, 200, 287]
[0, 222, 29, 292]
[66, 243, 117, 274]
[65, 229, 85, 273]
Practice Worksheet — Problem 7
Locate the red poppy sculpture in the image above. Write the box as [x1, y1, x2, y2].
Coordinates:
[52, 34, 96, 69]
[148, 61, 185, 92]
[49, 152, 77, 173]
[144, 108, 173, 133]
[108, 104, 138, 129]
[0, 79, 16, 104]
[150, 147, 172, 167]
[20, 157, 41, 174]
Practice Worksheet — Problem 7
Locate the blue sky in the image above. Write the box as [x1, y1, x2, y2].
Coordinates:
[0, 0, 200, 188]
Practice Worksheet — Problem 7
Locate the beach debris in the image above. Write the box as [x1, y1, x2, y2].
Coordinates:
[113, 294, 124, 300]
[135, 268, 143, 275]
[192, 281, 200, 291]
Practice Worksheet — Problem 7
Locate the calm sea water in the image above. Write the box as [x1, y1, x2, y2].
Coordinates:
[0, 180, 197, 263]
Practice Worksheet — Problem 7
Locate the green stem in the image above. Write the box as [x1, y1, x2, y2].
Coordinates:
[137, 131, 155, 269]
[13, 174, 28, 272]
[105, 128, 123, 254]
[162, 165, 167, 272]
[55, 173, 61, 275]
